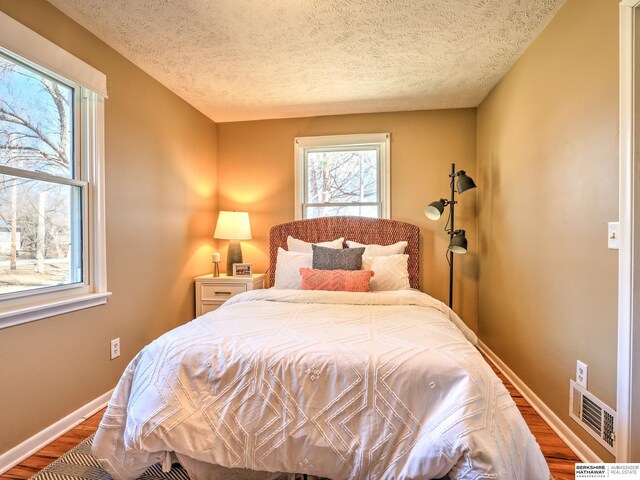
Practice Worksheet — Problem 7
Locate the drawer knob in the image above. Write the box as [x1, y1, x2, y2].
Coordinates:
[215, 291, 232, 295]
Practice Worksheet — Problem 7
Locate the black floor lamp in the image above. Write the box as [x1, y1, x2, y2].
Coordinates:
[424, 163, 477, 309]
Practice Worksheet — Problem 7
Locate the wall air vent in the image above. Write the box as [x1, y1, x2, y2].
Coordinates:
[569, 380, 616, 454]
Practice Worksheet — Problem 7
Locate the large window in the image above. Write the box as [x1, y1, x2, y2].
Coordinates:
[0, 12, 109, 328]
[0, 53, 83, 295]
[294, 133, 390, 219]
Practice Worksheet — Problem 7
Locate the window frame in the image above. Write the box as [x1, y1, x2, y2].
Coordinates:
[294, 133, 391, 220]
[0, 13, 110, 329]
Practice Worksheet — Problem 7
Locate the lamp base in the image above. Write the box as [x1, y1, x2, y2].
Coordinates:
[226, 240, 243, 275]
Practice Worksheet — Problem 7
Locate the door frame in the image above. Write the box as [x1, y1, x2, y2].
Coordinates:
[618, 0, 640, 462]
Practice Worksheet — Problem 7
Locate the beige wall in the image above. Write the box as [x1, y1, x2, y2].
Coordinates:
[217, 110, 478, 327]
[0, 1, 218, 453]
[476, 0, 619, 460]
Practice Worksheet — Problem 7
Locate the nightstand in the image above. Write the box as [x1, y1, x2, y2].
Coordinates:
[195, 273, 265, 316]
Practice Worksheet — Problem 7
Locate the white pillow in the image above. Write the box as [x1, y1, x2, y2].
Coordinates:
[274, 247, 312, 289]
[362, 254, 410, 291]
[287, 236, 344, 253]
[347, 240, 408, 256]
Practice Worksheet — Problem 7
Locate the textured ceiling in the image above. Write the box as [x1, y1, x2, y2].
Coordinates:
[47, 0, 564, 123]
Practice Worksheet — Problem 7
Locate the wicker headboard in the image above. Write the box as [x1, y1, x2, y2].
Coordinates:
[269, 216, 420, 289]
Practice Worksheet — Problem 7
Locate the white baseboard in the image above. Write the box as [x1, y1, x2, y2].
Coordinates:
[477, 340, 602, 463]
[0, 389, 113, 475]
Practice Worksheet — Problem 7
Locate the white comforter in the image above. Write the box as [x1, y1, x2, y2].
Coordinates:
[93, 289, 550, 480]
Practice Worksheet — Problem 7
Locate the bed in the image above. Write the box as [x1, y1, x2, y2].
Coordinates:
[93, 217, 550, 480]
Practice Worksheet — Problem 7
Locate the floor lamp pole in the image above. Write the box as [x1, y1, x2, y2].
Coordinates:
[448, 163, 456, 309]
[424, 162, 476, 311]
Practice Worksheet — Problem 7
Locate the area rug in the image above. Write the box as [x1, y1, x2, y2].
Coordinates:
[28, 434, 325, 480]
[28, 434, 553, 480]
[29, 434, 189, 480]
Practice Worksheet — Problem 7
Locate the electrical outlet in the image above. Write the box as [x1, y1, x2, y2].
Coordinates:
[110, 338, 120, 360]
[576, 360, 588, 389]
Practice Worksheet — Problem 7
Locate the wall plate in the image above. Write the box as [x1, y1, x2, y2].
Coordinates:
[608, 222, 620, 250]
[576, 360, 588, 389]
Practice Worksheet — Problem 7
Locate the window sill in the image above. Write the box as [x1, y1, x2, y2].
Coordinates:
[0, 292, 112, 330]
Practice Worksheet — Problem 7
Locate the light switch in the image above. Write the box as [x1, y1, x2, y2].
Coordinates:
[608, 222, 620, 250]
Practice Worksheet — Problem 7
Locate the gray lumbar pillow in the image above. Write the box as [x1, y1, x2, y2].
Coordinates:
[312, 244, 365, 270]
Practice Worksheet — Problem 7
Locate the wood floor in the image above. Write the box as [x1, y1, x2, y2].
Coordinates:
[482, 354, 580, 479]
[0, 409, 104, 480]
[1, 355, 580, 480]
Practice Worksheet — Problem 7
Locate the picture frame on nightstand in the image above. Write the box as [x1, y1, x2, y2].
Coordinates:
[232, 263, 252, 277]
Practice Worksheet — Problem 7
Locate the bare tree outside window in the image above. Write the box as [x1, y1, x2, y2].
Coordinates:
[0, 53, 82, 295]
[304, 148, 380, 218]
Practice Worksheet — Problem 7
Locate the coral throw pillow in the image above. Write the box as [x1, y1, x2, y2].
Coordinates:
[300, 268, 374, 292]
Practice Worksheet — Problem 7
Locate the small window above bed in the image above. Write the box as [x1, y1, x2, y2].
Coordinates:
[294, 133, 390, 220]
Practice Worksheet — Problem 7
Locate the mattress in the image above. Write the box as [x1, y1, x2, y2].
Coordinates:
[92, 289, 550, 480]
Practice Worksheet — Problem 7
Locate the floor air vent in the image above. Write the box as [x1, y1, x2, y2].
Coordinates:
[569, 380, 616, 454]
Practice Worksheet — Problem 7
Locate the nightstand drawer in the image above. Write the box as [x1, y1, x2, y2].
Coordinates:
[200, 283, 246, 301]
[195, 273, 265, 317]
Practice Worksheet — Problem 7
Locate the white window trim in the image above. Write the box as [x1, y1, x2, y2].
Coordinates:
[0, 15, 110, 329]
[294, 133, 390, 220]
[0, 12, 108, 98]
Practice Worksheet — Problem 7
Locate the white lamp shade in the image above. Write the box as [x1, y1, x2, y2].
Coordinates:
[214, 211, 252, 240]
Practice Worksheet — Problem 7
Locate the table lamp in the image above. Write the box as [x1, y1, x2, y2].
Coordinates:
[214, 211, 252, 274]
